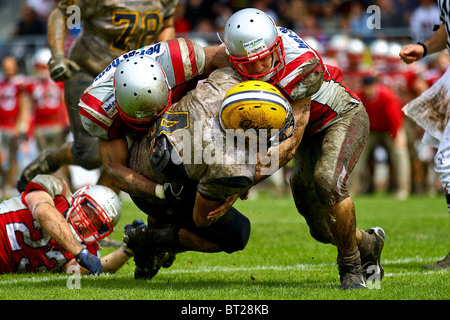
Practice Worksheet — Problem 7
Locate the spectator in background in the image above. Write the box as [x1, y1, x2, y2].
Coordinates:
[318, 1, 342, 37]
[25, 48, 71, 187]
[377, 42, 431, 195]
[0, 56, 31, 199]
[12, 4, 46, 37]
[348, 1, 374, 40]
[409, 0, 441, 42]
[352, 76, 411, 200]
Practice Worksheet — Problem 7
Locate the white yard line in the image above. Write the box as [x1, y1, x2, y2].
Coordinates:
[0, 256, 446, 285]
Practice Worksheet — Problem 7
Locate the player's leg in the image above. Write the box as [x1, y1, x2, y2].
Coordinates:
[426, 120, 450, 270]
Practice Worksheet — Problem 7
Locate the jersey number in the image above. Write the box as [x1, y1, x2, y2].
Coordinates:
[6, 222, 66, 272]
[111, 11, 163, 52]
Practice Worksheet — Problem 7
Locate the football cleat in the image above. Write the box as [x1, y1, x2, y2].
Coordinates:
[361, 226, 385, 280]
[423, 252, 450, 270]
[17, 149, 55, 192]
[339, 270, 367, 290]
[337, 250, 367, 290]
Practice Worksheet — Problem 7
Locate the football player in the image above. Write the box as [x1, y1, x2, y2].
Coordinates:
[0, 174, 127, 275]
[17, 0, 179, 192]
[77, 38, 230, 202]
[122, 73, 306, 280]
[220, 8, 385, 289]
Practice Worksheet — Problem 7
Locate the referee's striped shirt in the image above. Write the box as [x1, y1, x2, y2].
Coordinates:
[438, 0, 450, 53]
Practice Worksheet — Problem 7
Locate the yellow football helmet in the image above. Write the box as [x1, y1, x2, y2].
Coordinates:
[220, 80, 295, 142]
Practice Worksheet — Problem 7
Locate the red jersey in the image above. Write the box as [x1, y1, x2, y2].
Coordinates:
[0, 175, 99, 274]
[26, 78, 69, 128]
[357, 83, 403, 137]
[0, 75, 27, 131]
[377, 70, 419, 105]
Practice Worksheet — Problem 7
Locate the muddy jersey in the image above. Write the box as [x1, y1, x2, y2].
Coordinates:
[80, 38, 205, 140]
[0, 175, 99, 273]
[275, 28, 360, 135]
[58, 0, 178, 75]
[128, 68, 257, 200]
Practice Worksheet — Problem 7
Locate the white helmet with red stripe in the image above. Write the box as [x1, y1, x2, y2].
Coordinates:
[221, 8, 285, 82]
[114, 55, 172, 131]
[67, 185, 122, 244]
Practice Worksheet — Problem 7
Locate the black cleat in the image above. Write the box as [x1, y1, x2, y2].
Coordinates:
[17, 149, 54, 192]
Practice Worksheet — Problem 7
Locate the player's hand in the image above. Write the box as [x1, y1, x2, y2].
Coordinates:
[163, 181, 185, 202]
[399, 44, 424, 65]
[75, 249, 103, 275]
[123, 220, 148, 252]
[207, 193, 240, 221]
[47, 53, 80, 82]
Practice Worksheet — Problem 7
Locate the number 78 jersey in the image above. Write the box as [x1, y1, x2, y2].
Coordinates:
[59, 0, 178, 76]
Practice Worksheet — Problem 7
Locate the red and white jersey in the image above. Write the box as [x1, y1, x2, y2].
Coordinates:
[0, 175, 99, 274]
[58, 0, 178, 76]
[26, 78, 69, 128]
[377, 69, 421, 105]
[0, 75, 27, 131]
[80, 38, 205, 141]
[275, 28, 361, 135]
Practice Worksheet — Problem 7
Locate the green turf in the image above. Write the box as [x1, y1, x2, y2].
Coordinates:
[0, 191, 448, 303]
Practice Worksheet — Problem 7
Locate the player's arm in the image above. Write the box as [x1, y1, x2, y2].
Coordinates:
[400, 23, 447, 64]
[46, 5, 80, 81]
[254, 96, 311, 184]
[154, 16, 176, 42]
[192, 192, 225, 228]
[203, 46, 232, 76]
[99, 138, 159, 198]
[25, 190, 84, 256]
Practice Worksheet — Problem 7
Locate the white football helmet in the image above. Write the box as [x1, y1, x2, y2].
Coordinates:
[67, 185, 122, 244]
[114, 55, 172, 131]
[370, 39, 389, 58]
[221, 8, 285, 82]
[33, 47, 52, 66]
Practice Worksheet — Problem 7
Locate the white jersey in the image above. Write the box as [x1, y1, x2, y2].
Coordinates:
[79, 38, 206, 141]
[275, 27, 360, 134]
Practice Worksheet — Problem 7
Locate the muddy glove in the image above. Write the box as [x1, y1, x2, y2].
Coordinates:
[75, 249, 103, 275]
[47, 53, 80, 82]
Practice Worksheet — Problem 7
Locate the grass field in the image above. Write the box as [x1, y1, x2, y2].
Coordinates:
[0, 191, 448, 308]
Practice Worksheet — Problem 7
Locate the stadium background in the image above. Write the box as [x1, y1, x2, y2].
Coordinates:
[0, 0, 446, 197]
[0, 1, 449, 302]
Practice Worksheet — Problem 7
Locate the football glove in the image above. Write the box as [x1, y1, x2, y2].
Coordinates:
[75, 249, 103, 275]
[47, 53, 80, 82]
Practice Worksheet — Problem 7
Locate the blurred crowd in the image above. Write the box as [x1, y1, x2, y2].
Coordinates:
[0, 0, 448, 199]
